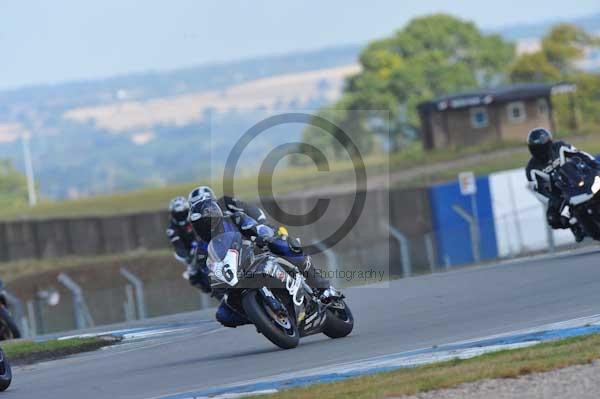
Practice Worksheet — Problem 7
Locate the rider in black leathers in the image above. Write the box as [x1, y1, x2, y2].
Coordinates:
[166, 197, 211, 292]
[187, 187, 340, 327]
[525, 128, 598, 242]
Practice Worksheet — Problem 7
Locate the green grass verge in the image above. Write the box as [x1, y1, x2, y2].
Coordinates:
[3, 134, 600, 220]
[3, 337, 117, 365]
[258, 333, 600, 399]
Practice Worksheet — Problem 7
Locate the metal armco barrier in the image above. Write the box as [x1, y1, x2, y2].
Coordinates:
[424, 233, 436, 272]
[452, 204, 481, 264]
[58, 273, 95, 330]
[381, 221, 412, 277]
[4, 291, 30, 337]
[120, 267, 147, 320]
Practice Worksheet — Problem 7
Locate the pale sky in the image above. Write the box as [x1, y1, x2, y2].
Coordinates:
[1, 0, 599, 90]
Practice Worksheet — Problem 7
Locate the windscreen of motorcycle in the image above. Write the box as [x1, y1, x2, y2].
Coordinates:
[207, 231, 242, 264]
[207, 231, 243, 286]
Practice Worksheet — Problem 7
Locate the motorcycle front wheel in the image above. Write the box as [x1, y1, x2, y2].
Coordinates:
[242, 290, 299, 349]
[323, 300, 354, 339]
[0, 348, 12, 391]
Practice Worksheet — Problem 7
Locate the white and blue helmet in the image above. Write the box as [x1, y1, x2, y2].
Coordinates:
[188, 186, 216, 206]
[169, 196, 190, 226]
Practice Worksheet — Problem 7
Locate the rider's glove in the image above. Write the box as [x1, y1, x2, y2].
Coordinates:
[188, 269, 211, 294]
[185, 254, 194, 265]
[247, 224, 274, 248]
[188, 271, 203, 286]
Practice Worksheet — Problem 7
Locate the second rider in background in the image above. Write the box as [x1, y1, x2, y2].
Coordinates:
[166, 196, 212, 293]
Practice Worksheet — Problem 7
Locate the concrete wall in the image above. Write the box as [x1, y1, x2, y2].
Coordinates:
[0, 187, 435, 271]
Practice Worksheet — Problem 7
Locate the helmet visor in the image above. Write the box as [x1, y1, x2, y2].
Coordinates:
[172, 210, 189, 225]
[529, 142, 551, 163]
[189, 200, 225, 241]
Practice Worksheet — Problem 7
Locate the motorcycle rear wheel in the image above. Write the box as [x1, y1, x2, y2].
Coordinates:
[242, 290, 299, 349]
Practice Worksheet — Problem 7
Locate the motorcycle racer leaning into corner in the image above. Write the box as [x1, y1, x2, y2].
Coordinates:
[167, 187, 271, 293]
[526, 127, 600, 243]
[185, 186, 342, 328]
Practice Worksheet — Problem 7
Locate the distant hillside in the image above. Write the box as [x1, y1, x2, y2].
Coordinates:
[0, 47, 361, 199]
[63, 65, 359, 132]
[0, 45, 361, 114]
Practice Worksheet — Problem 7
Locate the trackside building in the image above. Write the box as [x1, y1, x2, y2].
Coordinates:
[417, 82, 577, 150]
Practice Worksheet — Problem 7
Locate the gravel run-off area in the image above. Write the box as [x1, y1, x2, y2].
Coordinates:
[399, 361, 600, 399]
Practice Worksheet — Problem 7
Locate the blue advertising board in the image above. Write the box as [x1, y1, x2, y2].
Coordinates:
[429, 176, 498, 266]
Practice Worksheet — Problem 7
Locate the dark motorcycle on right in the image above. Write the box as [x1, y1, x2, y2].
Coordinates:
[553, 156, 600, 240]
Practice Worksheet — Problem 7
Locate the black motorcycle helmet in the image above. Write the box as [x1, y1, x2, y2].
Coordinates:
[527, 128, 553, 163]
[168, 197, 190, 226]
[189, 198, 225, 242]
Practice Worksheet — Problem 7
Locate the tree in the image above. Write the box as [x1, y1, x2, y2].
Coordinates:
[510, 24, 600, 134]
[542, 24, 598, 74]
[574, 73, 600, 131]
[509, 52, 561, 83]
[0, 160, 29, 208]
[300, 14, 515, 156]
[553, 72, 600, 134]
[510, 24, 598, 84]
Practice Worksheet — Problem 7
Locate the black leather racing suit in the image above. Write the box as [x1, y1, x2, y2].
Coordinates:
[217, 196, 267, 224]
[196, 197, 329, 290]
[166, 196, 265, 265]
[191, 202, 332, 328]
[165, 221, 197, 263]
[166, 219, 211, 292]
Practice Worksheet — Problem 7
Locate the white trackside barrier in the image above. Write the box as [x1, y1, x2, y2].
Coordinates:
[489, 167, 574, 258]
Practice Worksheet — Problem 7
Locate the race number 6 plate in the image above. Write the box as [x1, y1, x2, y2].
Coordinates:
[213, 249, 239, 286]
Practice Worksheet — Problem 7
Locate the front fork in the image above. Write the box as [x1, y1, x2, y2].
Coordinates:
[259, 281, 312, 328]
[259, 287, 286, 315]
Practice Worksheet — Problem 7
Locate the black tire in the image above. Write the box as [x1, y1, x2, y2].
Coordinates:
[0, 349, 12, 391]
[323, 300, 354, 339]
[0, 307, 20, 340]
[242, 291, 299, 349]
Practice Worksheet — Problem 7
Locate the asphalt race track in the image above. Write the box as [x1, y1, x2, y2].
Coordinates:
[7, 249, 600, 398]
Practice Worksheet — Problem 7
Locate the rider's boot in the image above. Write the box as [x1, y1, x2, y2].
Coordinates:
[215, 299, 250, 328]
[571, 224, 586, 243]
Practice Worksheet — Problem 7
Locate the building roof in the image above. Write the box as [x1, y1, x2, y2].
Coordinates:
[417, 82, 576, 113]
